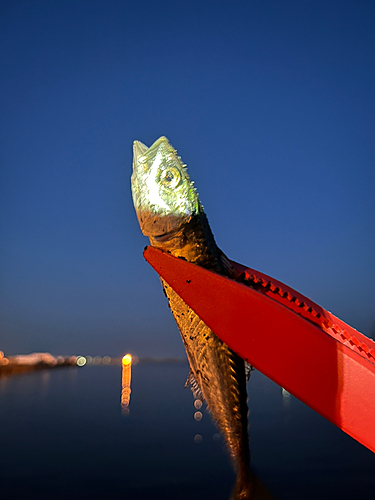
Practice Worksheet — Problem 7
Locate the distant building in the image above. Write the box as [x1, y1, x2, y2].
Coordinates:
[11, 352, 58, 366]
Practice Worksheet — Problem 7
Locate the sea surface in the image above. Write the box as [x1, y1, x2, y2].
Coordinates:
[0, 362, 374, 499]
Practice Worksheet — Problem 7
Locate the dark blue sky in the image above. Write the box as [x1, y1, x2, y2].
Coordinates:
[1, 0, 374, 357]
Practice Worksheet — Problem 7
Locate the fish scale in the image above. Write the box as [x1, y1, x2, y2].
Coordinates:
[162, 278, 250, 466]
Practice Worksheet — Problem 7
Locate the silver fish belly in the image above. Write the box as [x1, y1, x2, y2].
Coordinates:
[131, 137, 253, 499]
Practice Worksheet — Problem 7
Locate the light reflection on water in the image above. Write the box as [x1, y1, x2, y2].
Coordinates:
[281, 387, 291, 409]
[121, 354, 132, 415]
[194, 399, 203, 410]
[0, 363, 374, 499]
[194, 411, 203, 421]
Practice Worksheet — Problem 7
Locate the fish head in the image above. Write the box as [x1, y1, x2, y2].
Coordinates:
[131, 136, 200, 239]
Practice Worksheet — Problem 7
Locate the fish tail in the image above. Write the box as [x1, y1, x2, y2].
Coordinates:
[230, 472, 275, 500]
[230, 473, 255, 500]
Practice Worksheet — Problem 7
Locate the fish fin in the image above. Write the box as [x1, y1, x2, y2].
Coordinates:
[245, 362, 254, 383]
[219, 250, 242, 279]
[184, 370, 204, 402]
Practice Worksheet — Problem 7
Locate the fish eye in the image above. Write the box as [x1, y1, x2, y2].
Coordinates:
[160, 167, 181, 189]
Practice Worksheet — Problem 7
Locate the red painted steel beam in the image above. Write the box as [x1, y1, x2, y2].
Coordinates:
[143, 246, 375, 454]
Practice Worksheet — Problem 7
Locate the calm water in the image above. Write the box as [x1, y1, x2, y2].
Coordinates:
[0, 362, 374, 499]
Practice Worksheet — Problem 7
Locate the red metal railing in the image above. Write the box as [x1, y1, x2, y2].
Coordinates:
[144, 246, 375, 454]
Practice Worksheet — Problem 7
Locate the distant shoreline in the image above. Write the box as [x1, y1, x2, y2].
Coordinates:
[0, 361, 76, 377]
[0, 356, 188, 378]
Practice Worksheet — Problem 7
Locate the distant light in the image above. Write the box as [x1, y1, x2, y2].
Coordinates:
[93, 356, 102, 364]
[102, 356, 111, 364]
[77, 356, 87, 367]
[213, 433, 221, 441]
[122, 354, 132, 366]
[194, 411, 203, 421]
[194, 434, 202, 443]
[86, 356, 93, 364]
[194, 399, 202, 409]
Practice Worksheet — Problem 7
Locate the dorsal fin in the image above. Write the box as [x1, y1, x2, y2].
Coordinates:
[219, 250, 242, 279]
[184, 370, 204, 401]
[245, 362, 254, 383]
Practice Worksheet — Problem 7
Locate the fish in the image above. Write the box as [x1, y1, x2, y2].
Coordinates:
[131, 136, 254, 499]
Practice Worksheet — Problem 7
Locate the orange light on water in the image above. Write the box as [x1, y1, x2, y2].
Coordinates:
[194, 411, 203, 421]
[122, 354, 132, 366]
[121, 355, 133, 415]
[194, 399, 203, 409]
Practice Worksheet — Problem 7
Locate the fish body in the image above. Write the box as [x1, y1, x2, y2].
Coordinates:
[131, 137, 253, 499]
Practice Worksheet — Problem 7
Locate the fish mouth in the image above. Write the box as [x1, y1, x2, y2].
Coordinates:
[132, 140, 148, 163]
[132, 137, 170, 169]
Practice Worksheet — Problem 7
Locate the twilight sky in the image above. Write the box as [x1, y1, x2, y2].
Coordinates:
[1, 0, 374, 358]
